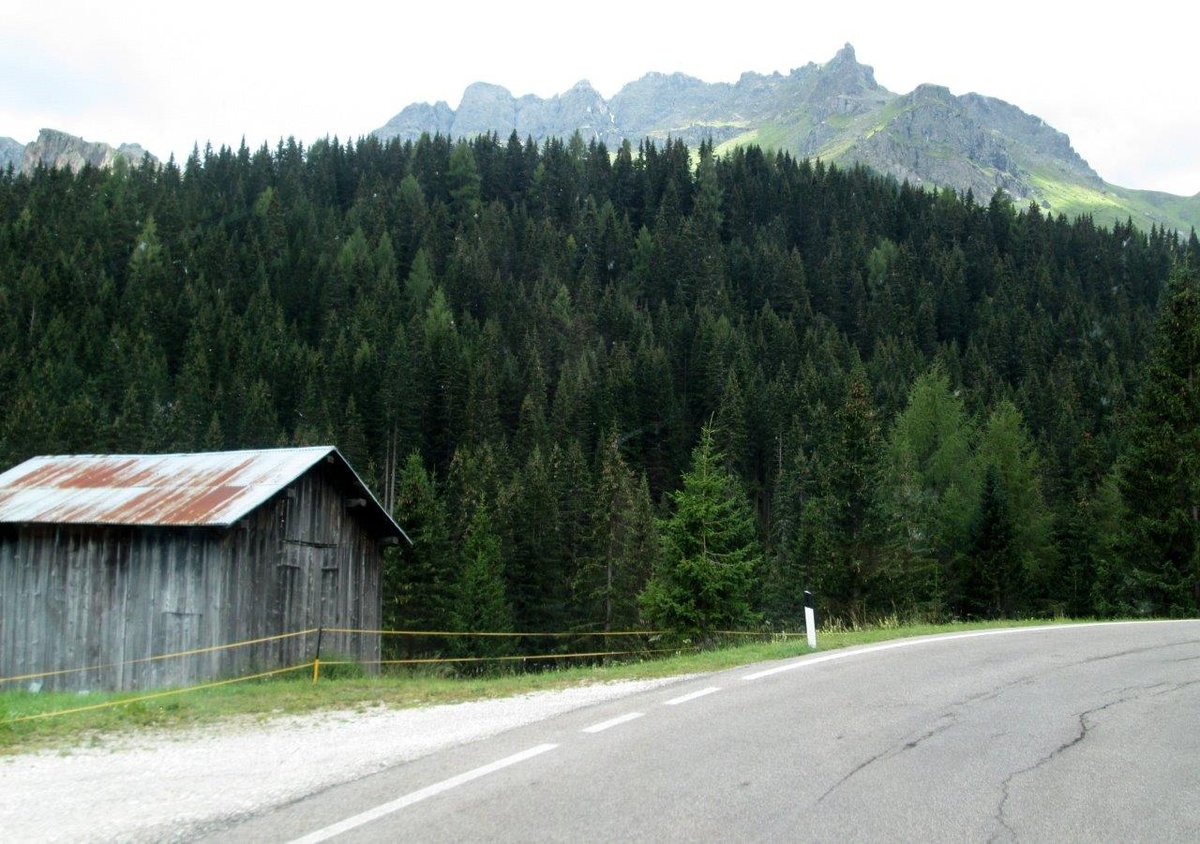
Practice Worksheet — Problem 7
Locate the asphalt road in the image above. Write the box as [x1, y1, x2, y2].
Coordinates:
[208, 621, 1200, 842]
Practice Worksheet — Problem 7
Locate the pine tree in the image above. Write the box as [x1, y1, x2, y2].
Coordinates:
[448, 141, 482, 220]
[499, 446, 565, 634]
[973, 400, 1055, 611]
[959, 464, 1019, 618]
[381, 452, 453, 656]
[640, 425, 762, 637]
[875, 365, 977, 616]
[796, 370, 883, 621]
[578, 433, 658, 631]
[1115, 262, 1200, 615]
[452, 499, 514, 666]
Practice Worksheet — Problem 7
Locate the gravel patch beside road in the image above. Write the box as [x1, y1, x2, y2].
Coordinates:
[1, 676, 692, 842]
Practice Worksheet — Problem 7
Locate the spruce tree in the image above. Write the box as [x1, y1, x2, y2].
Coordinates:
[796, 370, 883, 621]
[578, 433, 658, 631]
[640, 425, 762, 638]
[1115, 262, 1200, 615]
[973, 400, 1055, 610]
[960, 464, 1019, 618]
[381, 452, 453, 656]
[452, 499, 514, 664]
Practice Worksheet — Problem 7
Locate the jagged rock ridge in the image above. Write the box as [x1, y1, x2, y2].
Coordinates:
[12, 129, 157, 175]
[374, 44, 1197, 231]
[0, 137, 23, 173]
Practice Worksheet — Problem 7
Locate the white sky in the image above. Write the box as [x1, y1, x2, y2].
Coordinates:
[2, 0, 1197, 196]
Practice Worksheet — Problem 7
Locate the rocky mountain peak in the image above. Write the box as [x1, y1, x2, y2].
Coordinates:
[830, 42, 858, 66]
[368, 47, 1199, 231]
[911, 83, 954, 102]
[0, 137, 22, 172]
[19, 129, 156, 175]
[817, 42, 880, 93]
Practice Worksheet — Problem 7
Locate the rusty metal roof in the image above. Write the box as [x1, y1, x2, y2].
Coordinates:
[0, 447, 406, 538]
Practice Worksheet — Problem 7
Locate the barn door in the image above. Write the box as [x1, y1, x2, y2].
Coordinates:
[278, 478, 345, 662]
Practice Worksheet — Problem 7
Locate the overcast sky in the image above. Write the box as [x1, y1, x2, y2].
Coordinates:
[2, 0, 1196, 196]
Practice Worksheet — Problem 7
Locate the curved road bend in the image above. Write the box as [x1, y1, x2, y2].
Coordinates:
[210, 621, 1200, 842]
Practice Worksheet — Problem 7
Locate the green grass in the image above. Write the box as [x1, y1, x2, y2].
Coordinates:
[1106, 184, 1200, 233]
[715, 106, 1200, 235]
[0, 618, 1083, 756]
[1015, 169, 1200, 233]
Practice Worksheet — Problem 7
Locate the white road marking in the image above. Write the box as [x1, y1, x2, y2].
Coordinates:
[664, 687, 721, 706]
[741, 620, 1189, 681]
[582, 712, 644, 733]
[287, 743, 558, 843]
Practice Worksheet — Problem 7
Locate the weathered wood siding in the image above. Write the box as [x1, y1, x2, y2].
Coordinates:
[0, 463, 383, 692]
[276, 462, 382, 669]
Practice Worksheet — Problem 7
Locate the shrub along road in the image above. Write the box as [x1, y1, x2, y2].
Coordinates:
[213, 621, 1200, 843]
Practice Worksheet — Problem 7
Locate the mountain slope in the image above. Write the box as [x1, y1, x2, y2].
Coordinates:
[0, 137, 23, 172]
[374, 45, 1199, 232]
[4, 129, 157, 175]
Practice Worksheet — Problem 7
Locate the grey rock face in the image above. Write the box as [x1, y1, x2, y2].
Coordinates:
[453, 82, 519, 138]
[375, 101, 455, 140]
[20, 129, 157, 175]
[368, 43, 1144, 216]
[0, 137, 23, 172]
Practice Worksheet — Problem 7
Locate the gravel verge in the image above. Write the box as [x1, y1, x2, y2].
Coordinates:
[1, 675, 693, 842]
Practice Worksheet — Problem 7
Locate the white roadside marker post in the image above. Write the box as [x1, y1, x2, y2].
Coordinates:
[804, 590, 817, 650]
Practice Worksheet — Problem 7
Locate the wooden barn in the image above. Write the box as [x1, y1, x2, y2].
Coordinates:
[0, 447, 408, 692]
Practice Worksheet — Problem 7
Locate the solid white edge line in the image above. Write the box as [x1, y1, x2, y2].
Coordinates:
[581, 712, 644, 733]
[287, 743, 559, 844]
[741, 620, 1193, 681]
[664, 686, 721, 706]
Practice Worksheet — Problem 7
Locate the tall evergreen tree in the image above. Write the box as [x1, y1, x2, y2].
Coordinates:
[959, 464, 1019, 618]
[796, 370, 883, 621]
[640, 425, 763, 637]
[1114, 263, 1200, 615]
[577, 433, 658, 631]
[973, 400, 1055, 609]
[381, 452, 454, 654]
[452, 499, 514, 664]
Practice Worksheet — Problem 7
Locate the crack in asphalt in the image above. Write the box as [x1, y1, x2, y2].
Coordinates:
[1148, 677, 1200, 696]
[817, 712, 959, 803]
[817, 672, 1043, 805]
[1079, 640, 1196, 664]
[815, 647, 1200, 815]
[989, 682, 1172, 842]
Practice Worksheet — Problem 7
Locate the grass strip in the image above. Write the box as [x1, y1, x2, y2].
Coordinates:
[0, 618, 1081, 755]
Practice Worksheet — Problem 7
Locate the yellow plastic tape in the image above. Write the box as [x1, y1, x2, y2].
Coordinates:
[712, 630, 779, 637]
[0, 629, 318, 686]
[318, 646, 698, 667]
[3, 663, 313, 725]
[321, 628, 669, 638]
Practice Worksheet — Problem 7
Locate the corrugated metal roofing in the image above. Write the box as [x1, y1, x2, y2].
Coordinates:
[0, 447, 405, 538]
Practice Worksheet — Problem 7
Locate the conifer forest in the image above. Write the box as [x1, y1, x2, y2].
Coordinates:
[2, 133, 1198, 640]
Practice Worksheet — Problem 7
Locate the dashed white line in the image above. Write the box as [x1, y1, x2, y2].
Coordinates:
[581, 712, 644, 733]
[287, 743, 558, 844]
[664, 686, 721, 706]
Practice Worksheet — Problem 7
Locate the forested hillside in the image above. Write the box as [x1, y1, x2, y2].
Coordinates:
[2, 132, 1197, 636]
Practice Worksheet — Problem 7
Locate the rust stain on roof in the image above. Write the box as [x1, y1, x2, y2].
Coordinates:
[0, 448, 343, 528]
[53, 458, 143, 490]
[159, 485, 247, 525]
